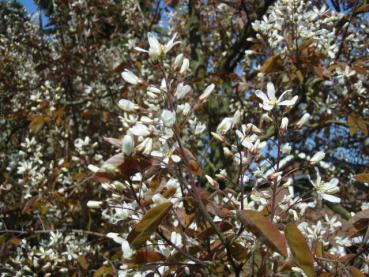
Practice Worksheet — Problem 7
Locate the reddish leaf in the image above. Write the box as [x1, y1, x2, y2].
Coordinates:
[260, 55, 282, 73]
[130, 249, 165, 264]
[285, 224, 314, 277]
[353, 173, 369, 183]
[127, 202, 172, 249]
[237, 210, 287, 257]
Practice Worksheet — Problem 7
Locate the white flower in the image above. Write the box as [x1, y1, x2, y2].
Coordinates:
[200, 83, 215, 101]
[216, 117, 233, 134]
[121, 69, 141, 85]
[135, 33, 180, 59]
[122, 135, 134, 156]
[175, 83, 191, 99]
[255, 82, 298, 111]
[118, 99, 139, 112]
[296, 113, 311, 128]
[309, 151, 325, 165]
[310, 169, 340, 203]
[161, 109, 176, 127]
[129, 124, 150, 137]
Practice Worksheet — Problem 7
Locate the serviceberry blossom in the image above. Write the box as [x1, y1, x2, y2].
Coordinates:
[310, 169, 341, 203]
[255, 82, 298, 111]
[135, 32, 180, 59]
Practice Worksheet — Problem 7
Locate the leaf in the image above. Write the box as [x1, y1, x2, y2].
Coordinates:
[353, 173, 369, 183]
[230, 242, 248, 262]
[127, 202, 172, 249]
[348, 114, 368, 136]
[130, 249, 165, 264]
[356, 4, 369, 13]
[29, 115, 48, 133]
[350, 266, 365, 277]
[237, 210, 287, 257]
[260, 55, 282, 73]
[356, 117, 368, 136]
[348, 115, 358, 136]
[285, 224, 314, 277]
[93, 265, 114, 277]
[78, 255, 89, 270]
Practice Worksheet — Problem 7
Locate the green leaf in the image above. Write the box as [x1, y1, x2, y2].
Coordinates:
[353, 173, 369, 183]
[127, 202, 172, 249]
[237, 210, 287, 257]
[285, 223, 314, 277]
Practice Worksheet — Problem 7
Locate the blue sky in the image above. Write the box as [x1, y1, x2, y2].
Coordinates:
[18, 0, 37, 13]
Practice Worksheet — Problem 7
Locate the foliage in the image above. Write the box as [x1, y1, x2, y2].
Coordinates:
[1, 0, 369, 276]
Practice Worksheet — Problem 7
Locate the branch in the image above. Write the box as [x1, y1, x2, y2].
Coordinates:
[219, 0, 276, 75]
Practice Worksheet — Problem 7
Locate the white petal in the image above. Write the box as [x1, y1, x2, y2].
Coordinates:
[134, 47, 148, 53]
[279, 95, 298, 106]
[148, 32, 161, 57]
[262, 104, 274, 111]
[129, 124, 150, 137]
[200, 83, 215, 101]
[277, 89, 292, 102]
[267, 82, 276, 100]
[255, 90, 269, 104]
[122, 70, 141, 85]
[164, 33, 180, 53]
[322, 194, 341, 203]
[325, 178, 339, 190]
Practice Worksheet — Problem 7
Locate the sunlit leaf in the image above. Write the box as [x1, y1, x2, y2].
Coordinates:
[353, 173, 369, 183]
[260, 55, 282, 73]
[93, 265, 114, 277]
[127, 202, 172, 249]
[237, 210, 287, 257]
[78, 255, 89, 270]
[348, 115, 358, 136]
[285, 224, 314, 277]
[350, 266, 365, 277]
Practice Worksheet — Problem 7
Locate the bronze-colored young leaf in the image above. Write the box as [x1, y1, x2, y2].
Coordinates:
[353, 173, 369, 183]
[127, 202, 172, 249]
[348, 115, 358, 136]
[285, 223, 314, 277]
[237, 210, 287, 257]
[350, 266, 366, 277]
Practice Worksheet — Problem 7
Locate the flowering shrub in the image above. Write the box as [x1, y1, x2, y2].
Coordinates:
[1, 0, 369, 276]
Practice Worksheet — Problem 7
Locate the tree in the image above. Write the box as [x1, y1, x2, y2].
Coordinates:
[0, 0, 368, 276]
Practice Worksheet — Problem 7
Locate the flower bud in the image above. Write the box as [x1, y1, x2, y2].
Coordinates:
[173, 53, 184, 69]
[216, 117, 233, 135]
[211, 132, 225, 143]
[122, 135, 134, 156]
[175, 83, 191, 99]
[121, 69, 141, 85]
[180, 58, 190, 74]
[296, 113, 311, 128]
[118, 99, 138, 112]
[280, 117, 289, 132]
[309, 151, 325, 165]
[161, 109, 176, 127]
[200, 83, 215, 101]
[87, 200, 103, 209]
